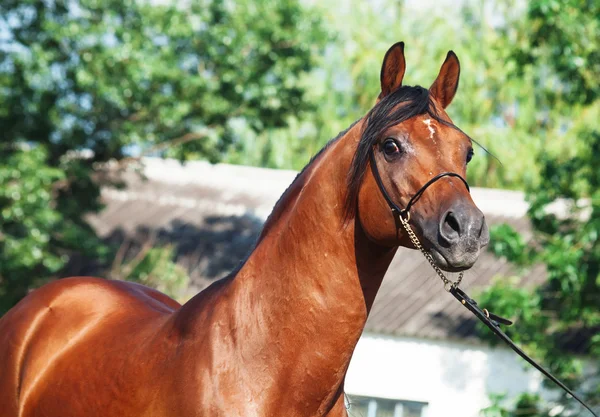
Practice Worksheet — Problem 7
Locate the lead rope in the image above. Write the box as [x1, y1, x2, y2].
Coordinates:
[368, 149, 596, 416]
[398, 211, 598, 417]
[398, 212, 463, 291]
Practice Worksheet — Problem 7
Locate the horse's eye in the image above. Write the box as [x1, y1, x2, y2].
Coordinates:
[466, 148, 474, 164]
[383, 139, 401, 157]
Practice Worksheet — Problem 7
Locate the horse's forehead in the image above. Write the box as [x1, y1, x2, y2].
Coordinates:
[402, 115, 461, 144]
[388, 117, 467, 164]
[396, 116, 441, 140]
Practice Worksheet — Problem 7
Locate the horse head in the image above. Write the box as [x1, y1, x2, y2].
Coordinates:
[349, 42, 489, 272]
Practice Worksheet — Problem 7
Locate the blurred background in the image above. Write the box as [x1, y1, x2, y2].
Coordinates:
[0, 0, 598, 416]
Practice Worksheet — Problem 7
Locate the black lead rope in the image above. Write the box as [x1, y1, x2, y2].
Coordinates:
[369, 149, 599, 417]
[449, 286, 598, 417]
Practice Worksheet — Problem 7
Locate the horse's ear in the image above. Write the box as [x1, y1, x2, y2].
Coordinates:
[429, 51, 460, 109]
[379, 42, 406, 99]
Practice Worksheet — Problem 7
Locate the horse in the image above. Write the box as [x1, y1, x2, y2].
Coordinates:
[0, 42, 489, 417]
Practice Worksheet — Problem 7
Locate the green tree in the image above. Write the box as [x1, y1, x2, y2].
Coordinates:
[253, 0, 553, 189]
[0, 0, 328, 313]
[0, 146, 79, 311]
[479, 0, 600, 414]
[481, 393, 546, 417]
[110, 242, 189, 301]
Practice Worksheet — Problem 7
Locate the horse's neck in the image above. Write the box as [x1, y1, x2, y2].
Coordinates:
[238, 126, 394, 410]
[241, 123, 394, 313]
[175, 123, 396, 415]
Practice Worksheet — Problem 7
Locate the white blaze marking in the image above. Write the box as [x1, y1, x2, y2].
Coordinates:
[423, 118, 436, 141]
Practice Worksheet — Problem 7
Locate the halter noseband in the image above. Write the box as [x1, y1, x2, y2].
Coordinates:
[368, 150, 470, 220]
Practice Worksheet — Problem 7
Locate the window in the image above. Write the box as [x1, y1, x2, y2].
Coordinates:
[346, 395, 428, 417]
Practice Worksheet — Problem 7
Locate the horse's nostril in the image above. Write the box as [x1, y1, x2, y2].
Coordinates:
[439, 210, 462, 244]
[444, 211, 460, 236]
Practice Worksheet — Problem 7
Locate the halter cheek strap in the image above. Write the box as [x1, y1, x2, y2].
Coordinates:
[368, 148, 598, 417]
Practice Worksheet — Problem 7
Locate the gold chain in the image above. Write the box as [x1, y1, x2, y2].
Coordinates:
[398, 213, 463, 292]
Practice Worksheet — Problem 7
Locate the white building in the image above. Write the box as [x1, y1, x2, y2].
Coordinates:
[86, 158, 554, 417]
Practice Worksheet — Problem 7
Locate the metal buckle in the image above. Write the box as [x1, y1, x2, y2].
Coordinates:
[399, 210, 410, 223]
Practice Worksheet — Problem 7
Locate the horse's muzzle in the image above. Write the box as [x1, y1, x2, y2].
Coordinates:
[423, 200, 489, 272]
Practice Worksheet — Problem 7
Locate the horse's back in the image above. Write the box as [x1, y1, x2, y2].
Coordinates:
[0, 277, 181, 417]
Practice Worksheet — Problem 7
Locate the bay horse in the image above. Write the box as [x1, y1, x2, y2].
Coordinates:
[0, 42, 489, 417]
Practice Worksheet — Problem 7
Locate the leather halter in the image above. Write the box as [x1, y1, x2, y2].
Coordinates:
[369, 148, 598, 417]
[368, 151, 469, 217]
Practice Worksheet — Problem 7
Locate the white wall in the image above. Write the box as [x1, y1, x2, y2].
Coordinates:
[345, 333, 547, 417]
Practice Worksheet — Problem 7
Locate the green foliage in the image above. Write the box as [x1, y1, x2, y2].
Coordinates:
[514, 0, 599, 107]
[481, 393, 546, 417]
[0, 146, 64, 311]
[0, 0, 327, 313]
[111, 245, 189, 300]
[481, 393, 511, 417]
[0, 145, 111, 313]
[479, 277, 544, 341]
[479, 0, 600, 414]
[1, 0, 328, 160]
[238, 0, 560, 191]
[488, 224, 535, 266]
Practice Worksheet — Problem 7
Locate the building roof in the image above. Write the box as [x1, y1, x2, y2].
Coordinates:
[86, 157, 549, 346]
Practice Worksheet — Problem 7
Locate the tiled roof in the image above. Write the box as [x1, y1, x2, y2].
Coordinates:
[85, 158, 548, 345]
